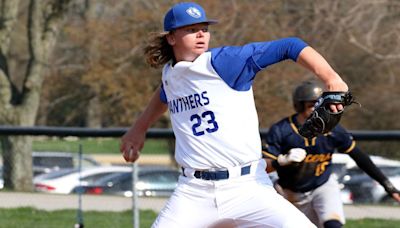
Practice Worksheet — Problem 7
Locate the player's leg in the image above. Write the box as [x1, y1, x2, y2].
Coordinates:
[258, 186, 317, 227]
[280, 187, 320, 226]
[295, 204, 320, 227]
[152, 176, 218, 228]
[218, 181, 315, 227]
[215, 161, 316, 228]
[311, 175, 345, 227]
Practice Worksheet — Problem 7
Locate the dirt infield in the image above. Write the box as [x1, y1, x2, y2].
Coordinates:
[0, 192, 399, 220]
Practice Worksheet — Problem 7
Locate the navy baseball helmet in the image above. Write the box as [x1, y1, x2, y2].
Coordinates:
[163, 2, 218, 32]
[293, 81, 323, 112]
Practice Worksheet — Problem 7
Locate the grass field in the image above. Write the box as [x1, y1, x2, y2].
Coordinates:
[0, 207, 399, 228]
[0, 207, 156, 228]
[32, 138, 170, 155]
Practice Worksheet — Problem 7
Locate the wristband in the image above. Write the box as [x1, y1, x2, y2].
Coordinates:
[382, 179, 400, 194]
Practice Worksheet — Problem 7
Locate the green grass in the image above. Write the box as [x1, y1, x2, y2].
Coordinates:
[0, 207, 157, 228]
[32, 138, 170, 155]
[0, 207, 399, 228]
[346, 218, 400, 228]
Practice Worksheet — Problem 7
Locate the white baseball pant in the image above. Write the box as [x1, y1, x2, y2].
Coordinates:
[152, 159, 316, 228]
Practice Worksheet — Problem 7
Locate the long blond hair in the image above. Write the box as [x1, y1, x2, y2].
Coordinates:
[144, 32, 174, 68]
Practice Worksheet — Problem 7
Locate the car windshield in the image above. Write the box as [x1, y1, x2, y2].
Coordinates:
[380, 166, 400, 176]
[33, 156, 73, 168]
[33, 151, 100, 165]
[91, 168, 180, 185]
[346, 166, 400, 177]
[96, 172, 131, 184]
[140, 171, 179, 184]
[73, 157, 100, 167]
[36, 168, 79, 180]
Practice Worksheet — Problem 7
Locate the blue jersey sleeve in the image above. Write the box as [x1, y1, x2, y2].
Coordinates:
[210, 37, 308, 91]
[331, 125, 355, 153]
[160, 84, 167, 104]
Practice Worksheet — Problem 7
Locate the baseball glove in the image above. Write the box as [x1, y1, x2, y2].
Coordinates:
[299, 91, 357, 139]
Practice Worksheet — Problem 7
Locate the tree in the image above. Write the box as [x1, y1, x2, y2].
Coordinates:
[0, 0, 72, 191]
[35, 0, 400, 158]
[40, 0, 167, 127]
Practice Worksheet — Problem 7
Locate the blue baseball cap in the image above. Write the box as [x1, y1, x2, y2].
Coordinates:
[164, 2, 218, 32]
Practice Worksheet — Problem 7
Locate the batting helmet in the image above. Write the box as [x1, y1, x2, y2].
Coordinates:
[293, 81, 323, 113]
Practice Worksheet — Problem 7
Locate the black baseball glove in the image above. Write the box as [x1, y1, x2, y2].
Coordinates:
[299, 91, 357, 139]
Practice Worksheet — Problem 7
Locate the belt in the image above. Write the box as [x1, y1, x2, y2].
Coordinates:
[182, 165, 251, 181]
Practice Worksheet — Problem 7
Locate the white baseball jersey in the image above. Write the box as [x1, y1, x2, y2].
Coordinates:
[155, 38, 313, 228]
[161, 52, 261, 169]
[160, 38, 308, 169]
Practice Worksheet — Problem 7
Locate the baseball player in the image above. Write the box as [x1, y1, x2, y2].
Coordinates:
[120, 2, 349, 227]
[263, 80, 400, 228]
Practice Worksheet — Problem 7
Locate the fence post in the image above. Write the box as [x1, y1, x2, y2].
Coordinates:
[132, 162, 139, 228]
[75, 144, 84, 228]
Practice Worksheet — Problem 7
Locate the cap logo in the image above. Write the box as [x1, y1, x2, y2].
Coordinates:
[186, 7, 201, 18]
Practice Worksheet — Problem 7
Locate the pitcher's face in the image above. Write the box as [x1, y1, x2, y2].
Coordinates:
[167, 23, 210, 62]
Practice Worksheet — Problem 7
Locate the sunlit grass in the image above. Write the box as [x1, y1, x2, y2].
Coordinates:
[0, 207, 399, 228]
[32, 138, 171, 155]
[0, 207, 156, 228]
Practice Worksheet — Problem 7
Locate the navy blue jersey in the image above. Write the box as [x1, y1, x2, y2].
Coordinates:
[263, 114, 356, 192]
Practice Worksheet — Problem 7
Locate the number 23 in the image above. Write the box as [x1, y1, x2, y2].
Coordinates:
[190, 111, 219, 136]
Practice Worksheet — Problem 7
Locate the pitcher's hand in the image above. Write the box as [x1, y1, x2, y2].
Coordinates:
[120, 128, 145, 162]
[325, 78, 348, 113]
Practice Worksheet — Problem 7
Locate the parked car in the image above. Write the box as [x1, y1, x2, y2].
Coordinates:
[342, 166, 400, 204]
[34, 165, 132, 194]
[330, 163, 348, 180]
[32, 151, 100, 176]
[340, 186, 354, 205]
[72, 165, 181, 197]
[332, 153, 400, 170]
[268, 168, 353, 204]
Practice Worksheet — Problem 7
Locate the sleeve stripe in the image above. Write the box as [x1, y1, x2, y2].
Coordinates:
[160, 84, 168, 104]
[289, 115, 311, 145]
[344, 141, 356, 153]
[262, 151, 277, 160]
[289, 116, 299, 134]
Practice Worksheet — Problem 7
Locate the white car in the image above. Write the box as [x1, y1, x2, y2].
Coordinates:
[34, 165, 132, 194]
[332, 153, 400, 169]
[342, 166, 400, 204]
[32, 151, 101, 176]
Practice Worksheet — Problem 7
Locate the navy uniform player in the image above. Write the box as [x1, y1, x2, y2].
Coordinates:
[263, 80, 400, 228]
[120, 2, 350, 227]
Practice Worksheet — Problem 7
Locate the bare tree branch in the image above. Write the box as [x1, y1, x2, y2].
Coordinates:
[0, 0, 21, 53]
[22, 0, 72, 110]
[0, 0, 21, 109]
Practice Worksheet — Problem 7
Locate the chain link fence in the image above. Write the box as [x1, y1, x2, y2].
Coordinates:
[0, 127, 400, 227]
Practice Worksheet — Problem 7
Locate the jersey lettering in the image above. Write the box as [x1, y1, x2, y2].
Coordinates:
[315, 161, 329, 176]
[168, 91, 210, 114]
[304, 153, 331, 163]
[202, 111, 219, 133]
[303, 154, 332, 176]
[191, 114, 204, 136]
[190, 110, 219, 136]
